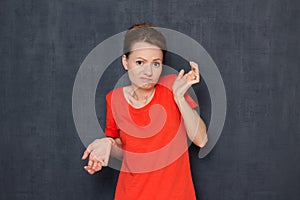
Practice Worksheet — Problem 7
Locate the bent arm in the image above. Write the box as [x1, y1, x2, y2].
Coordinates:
[174, 96, 208, 148]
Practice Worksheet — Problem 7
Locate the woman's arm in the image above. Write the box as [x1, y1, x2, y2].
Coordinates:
[172, 61, 208, 148]
[174, 97, 207, 147]
[107, 137, 123, 160]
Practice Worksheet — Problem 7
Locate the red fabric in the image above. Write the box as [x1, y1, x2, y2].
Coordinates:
[105, 75, 198, 200]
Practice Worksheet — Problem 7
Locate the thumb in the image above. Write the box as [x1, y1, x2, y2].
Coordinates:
[177, 69, 184, 80]
[81, 149, 90, 160]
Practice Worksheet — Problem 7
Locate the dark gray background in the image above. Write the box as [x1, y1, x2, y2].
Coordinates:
[1, 0, 299, 199]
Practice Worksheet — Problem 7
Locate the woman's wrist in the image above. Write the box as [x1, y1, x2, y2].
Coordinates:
[106, 137, 116, 146]
[174, 94, 186, 104]
[106, 137, 123, 160]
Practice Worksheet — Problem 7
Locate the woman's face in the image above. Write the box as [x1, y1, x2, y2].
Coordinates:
[122, 42, 163, 90]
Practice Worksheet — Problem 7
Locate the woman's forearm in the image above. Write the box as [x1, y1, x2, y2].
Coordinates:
[174, 97, 208, 148]
[107, 138, 123, 160]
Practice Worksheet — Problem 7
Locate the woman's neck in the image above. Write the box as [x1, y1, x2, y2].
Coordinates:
[129, 85, 155, 101]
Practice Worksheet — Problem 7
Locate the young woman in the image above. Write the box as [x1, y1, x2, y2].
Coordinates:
[82, 23, 207, 199]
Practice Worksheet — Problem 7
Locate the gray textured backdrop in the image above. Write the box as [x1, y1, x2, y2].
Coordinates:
[0, 0, 299, 200]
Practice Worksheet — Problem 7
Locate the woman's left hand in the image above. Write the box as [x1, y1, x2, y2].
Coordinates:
[172, 61, 200, 99]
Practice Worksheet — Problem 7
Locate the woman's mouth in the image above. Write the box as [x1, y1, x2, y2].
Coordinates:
[140, 77, 152, 82]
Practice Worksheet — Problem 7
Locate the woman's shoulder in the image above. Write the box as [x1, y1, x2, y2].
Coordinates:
[157, 74, 177, 90]
[106, 87, 123, 100]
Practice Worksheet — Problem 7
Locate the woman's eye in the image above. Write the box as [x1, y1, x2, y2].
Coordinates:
[152, 62, 161, 68]
[136, 60, 144, 66]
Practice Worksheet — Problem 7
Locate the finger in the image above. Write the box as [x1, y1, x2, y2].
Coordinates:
[88, 159, 94, 168]
[183, 71, 194, 82]
[84, 163, 102, 174]
[84, 165, 94, 174]
[176, 69, 185, 80]
[81, 149, 90, 160]
[92, 161, 99, 170]
[94, 162, 103, 171]
[88, 169, 96, 175]
[84, 165, 93, 173]
[189, 61, 199, 73]
[184, 72, 199, 85]
[188, 73, 200, 84]
[189, 79, 200, 85]
[189, 61, 200, 81]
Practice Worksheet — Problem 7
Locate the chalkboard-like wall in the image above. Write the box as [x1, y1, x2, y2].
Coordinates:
[0, 0, 299, 199]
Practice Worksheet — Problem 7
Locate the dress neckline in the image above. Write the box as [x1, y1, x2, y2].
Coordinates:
[121, 86, 158, 110]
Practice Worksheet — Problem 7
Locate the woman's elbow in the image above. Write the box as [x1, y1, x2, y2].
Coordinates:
[194, 134, 208, 148]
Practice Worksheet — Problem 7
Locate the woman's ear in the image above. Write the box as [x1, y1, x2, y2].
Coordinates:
[122, 55, 128, 70]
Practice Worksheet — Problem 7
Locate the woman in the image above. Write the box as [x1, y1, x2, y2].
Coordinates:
[82, 23, 207, 199]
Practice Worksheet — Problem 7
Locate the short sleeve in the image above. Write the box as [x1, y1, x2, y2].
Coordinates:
[184, 92, 198, 109]
[104, 91, 120, 138]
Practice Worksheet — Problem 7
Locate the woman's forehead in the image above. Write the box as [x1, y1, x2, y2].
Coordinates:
[131, 42, 162, 52]
[129, 49, 163, 60]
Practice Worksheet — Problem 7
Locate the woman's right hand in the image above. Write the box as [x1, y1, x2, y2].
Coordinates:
[81, 138, 114, 175]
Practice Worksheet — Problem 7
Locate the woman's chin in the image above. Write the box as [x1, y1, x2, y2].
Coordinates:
[139, 82, 155, 89]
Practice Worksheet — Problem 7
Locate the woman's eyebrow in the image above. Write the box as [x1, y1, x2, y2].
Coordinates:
[136, 57, 147, 61]
[153, 58, 161, 61]
[136, 57, 161, 61]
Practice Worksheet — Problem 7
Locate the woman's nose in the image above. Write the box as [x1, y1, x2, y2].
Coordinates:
[143, 63, 153, 76]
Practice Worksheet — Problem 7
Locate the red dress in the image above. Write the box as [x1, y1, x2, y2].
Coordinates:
[105, 75, 198, 200]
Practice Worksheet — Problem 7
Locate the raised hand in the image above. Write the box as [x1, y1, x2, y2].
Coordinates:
[172, 61, 200, 99]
